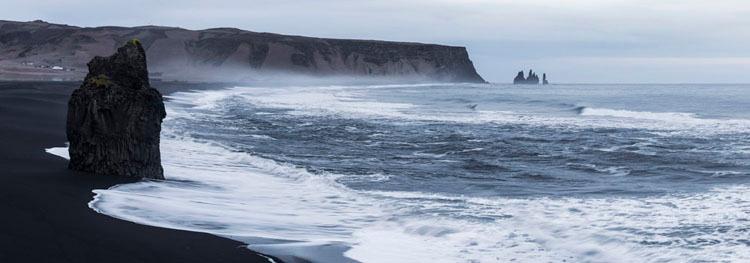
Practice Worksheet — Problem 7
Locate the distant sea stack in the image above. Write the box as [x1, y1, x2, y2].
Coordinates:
[66, 40, 166, 179]
[0, 20, 485, 83]
[513, 69, 548, 85]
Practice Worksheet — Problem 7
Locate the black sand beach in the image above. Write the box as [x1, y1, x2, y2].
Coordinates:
[0, 81, 275, 263]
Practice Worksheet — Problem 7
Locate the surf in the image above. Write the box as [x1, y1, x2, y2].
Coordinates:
[45, 83, 750, 262]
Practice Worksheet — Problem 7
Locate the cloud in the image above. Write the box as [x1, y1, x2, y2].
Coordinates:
[2, 0, 749, 82]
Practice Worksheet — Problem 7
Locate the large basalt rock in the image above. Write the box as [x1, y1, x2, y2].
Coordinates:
[66, 39, 166, 179]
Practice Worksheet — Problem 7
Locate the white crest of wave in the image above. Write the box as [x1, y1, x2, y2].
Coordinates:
[46, 83, 750, 262]
[80, 129, 750, 262]
[46, 132, 750, 262]
[165, 85, 416, 120]
[581, 107, 696, 122]
[73, 134, 750, 262]
[171, 84, 750, 136]
[577, 106, 750, 135]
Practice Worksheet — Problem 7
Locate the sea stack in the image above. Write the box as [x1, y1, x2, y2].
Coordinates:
[66, 39, 166, 179]
[513, 69, 542, 85]
[513, 71, 526, 84]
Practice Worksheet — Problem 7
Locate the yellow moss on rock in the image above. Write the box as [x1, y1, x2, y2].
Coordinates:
[88, 74, 112, 88]
[128, 38, 141, 46]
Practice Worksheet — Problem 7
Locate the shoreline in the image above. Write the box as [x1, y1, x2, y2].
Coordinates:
[0, 81, 279, 263]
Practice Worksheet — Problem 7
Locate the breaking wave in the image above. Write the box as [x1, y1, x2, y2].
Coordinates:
[44, 82, 750, 262]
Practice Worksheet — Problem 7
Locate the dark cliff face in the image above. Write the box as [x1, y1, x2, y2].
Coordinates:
[0, 20, 485, 83]
[66, 40, 166, 179]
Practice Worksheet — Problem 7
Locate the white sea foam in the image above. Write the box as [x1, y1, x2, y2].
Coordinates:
[579, 107, 750, 129]
[172, 84, 750, 136]
[45, 146, 69, 159]
[249, 134, 276, 140]
[355, 188, 750, 262]
[49, 84, 750, 262]
[67, 128, 750, 263]
[580, 107, 698, 122]
[89, 133, 383, 243]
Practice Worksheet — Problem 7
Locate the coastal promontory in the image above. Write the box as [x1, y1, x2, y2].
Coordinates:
[66, 39, 166, 179]
[0, 20, 485, 83]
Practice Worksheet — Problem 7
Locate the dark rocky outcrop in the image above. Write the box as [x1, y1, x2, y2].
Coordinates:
[526, 70, 540, 84]
[66, 39, 166, 179]
[513, 71, 526, 84]
[513, 69, 546, 85]
[543, 73, 549, 85]
[0, 20, 485, 83]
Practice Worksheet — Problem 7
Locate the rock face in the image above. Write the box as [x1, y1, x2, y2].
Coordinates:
[513, 71, 526, 84]
[66, 39, 166, 179]
[543, 73, 549, 85]
[513, 69, 545, 85]
[0, 20, 485, 83]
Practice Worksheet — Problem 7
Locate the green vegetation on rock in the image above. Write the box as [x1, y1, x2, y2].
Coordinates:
[88, 74, 112, 88]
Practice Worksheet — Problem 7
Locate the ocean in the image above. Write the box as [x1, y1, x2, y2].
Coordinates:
[83, 83, 750, 262]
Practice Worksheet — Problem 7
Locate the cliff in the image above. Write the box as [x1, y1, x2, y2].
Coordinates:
[0, 20, 485, 83]
[67, 40, 166, 179]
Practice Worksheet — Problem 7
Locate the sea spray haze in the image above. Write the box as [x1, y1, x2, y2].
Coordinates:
[81, 83, 750, 262]
[0, 20, 484, 83]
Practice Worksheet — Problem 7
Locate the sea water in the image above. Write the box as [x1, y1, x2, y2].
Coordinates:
[82, 83, 750, 262]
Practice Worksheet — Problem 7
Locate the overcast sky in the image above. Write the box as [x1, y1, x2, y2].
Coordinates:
[3, 0, 750, 83]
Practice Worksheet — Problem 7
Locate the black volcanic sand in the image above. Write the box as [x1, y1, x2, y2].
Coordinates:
[0, 81, 278, 263]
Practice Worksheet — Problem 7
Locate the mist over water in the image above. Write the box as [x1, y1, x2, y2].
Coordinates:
[86, 83, 750, 262]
